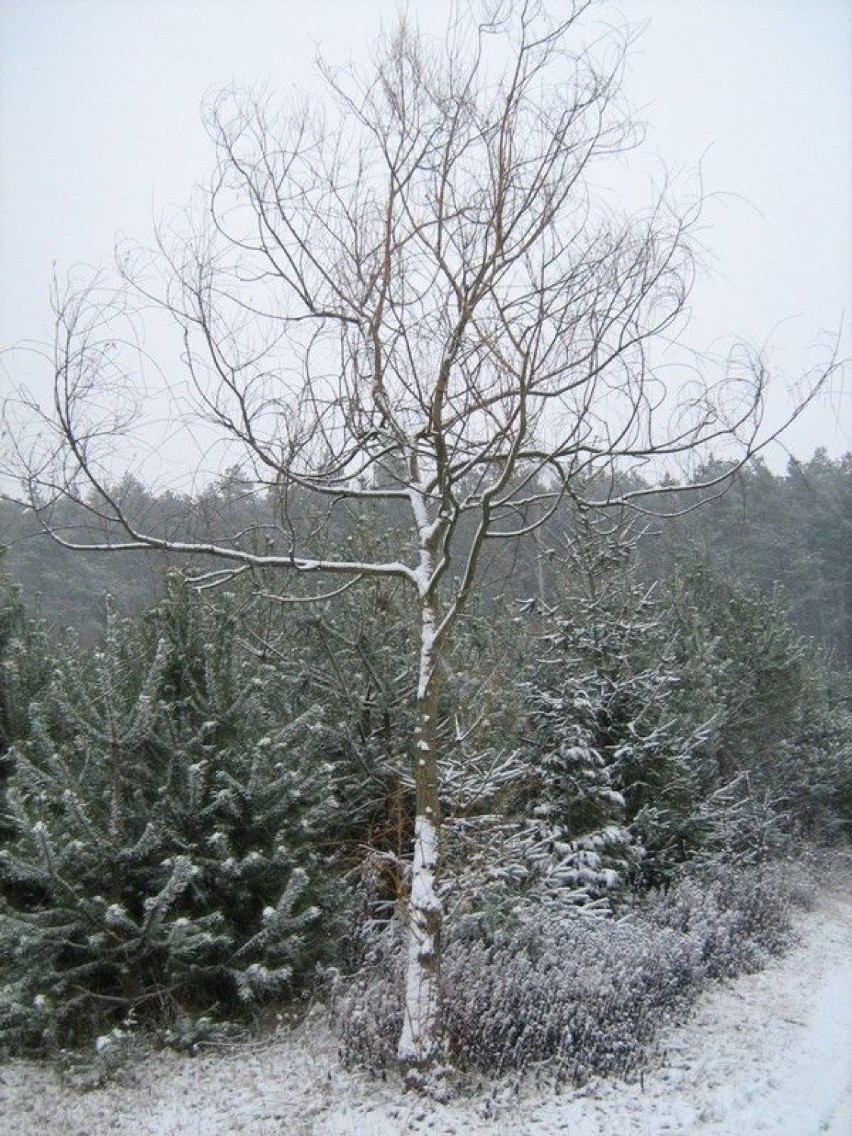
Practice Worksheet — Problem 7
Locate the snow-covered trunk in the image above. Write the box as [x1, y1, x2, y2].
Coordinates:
[397, 597, 444, 1069]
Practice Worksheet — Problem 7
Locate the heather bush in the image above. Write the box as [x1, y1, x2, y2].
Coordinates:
[441, 916, 702, 1081]
[332, 861, 796, 1083]
[643, 863, 798, 978]
[332, 911, 702, 1082]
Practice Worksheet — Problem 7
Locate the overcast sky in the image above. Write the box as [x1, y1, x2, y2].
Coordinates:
[1, 0, 850, 473]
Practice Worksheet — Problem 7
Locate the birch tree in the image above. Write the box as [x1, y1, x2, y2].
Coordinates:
[3, 1, 830, 1070]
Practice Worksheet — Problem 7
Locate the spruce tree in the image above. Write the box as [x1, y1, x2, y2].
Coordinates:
[0, 567, 52, 839]
[0, 577, 351, 1054]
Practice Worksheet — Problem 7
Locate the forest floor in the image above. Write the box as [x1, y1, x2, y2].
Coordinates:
[2, 882, 851, 1136]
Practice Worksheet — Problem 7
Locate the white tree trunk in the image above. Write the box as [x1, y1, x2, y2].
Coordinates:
[397, 810, 442, 1065]
[398, 575, 445, 1068]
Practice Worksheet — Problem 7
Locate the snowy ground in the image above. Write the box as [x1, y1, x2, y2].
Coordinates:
[2, 885, 851, 1136]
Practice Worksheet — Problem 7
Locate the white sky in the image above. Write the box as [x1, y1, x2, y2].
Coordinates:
[1, 0, 850, 473]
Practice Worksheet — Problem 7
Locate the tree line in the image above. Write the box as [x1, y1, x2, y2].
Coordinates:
[2, 450, 849, 663]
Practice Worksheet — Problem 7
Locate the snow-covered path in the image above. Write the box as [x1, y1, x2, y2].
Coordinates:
[543, 886, 852, 1136]
[2, 885, 851, 1136]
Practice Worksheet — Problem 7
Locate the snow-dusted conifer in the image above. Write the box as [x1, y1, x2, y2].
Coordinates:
[664, 562, 852, 852]
[0, 568, 52, 793]
[455, 529, 700, 906]
[0, 578, 348, 1053]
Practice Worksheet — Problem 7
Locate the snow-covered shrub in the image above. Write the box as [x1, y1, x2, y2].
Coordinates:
[642, 863, 795, 978]
[331, 906, 703, 1082]
[333, 857, 801, 1082]
[328, 919, 406, 1074]
[441, 914, 702, 1081]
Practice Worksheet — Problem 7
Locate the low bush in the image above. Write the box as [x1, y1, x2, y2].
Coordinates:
[332, 861, 797, 1084]
[643, 864, 798, 978]
[442, 917, 702, 1081]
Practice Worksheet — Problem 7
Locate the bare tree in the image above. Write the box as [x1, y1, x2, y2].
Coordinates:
[2, 0, 832, 1070]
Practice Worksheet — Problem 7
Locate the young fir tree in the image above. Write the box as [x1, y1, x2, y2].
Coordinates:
[664, 562, 852, 855]
[439, 523, 740, 906]
[509, 530, 710, 898]
[0, 577, 349, 1054]
[429, 531, 696, 916]
[0, 569, 53, 848]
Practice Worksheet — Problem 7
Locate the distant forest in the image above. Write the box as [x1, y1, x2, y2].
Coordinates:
[2, 450, 849, 665]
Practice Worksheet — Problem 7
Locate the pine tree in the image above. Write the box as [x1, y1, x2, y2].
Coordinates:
[0, 578, 352, 1054]
[511, 532, 688, 897]
[665, 562, 852, 851]
[0, 568, 53, 842]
